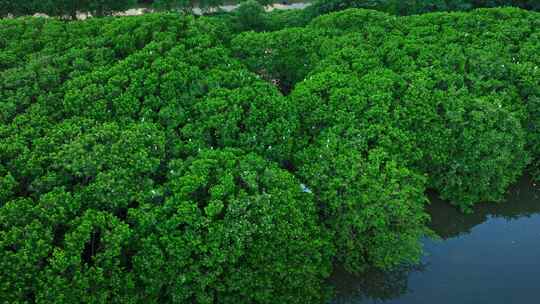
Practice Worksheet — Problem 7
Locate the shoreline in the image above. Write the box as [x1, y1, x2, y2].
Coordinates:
[5, 2, 311, 20]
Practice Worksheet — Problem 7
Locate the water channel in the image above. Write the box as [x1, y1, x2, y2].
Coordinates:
[331, 175, 540, 304]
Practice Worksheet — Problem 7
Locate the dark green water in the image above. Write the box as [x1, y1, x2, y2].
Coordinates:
[331, 175, 540, 304]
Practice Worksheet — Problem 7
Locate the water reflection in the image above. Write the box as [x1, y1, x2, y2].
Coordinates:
[427, 175, 540, 239]
[330, 174, 540, 304]
[330, 264, 427, 304]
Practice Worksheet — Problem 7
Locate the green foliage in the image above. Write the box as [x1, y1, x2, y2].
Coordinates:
[0, 13, 330, 303]
[130, 149, 333, 303]
[232, 28, 324, 92]
[88, 0, 138, 17]
[420, 93, 529, 209]
[264, 8, 312, 31]
[38, 209, 134, 303]
[1, 6, 539, 304]
[255, 0, 274, 6]
[528, 95, 540, 181]
[152, 0, 194, 12]
[152, 0, 225, 13]
[235, 0, 267, 31]
[0, 0, 136, 19]
[288, 70, 429, 271]
[234, 7, 538, 211]
[307, 0, 540, 18]
[296, 136, 429, 272]
[179, 71, 297, 164]
[0, 0, 42, 17]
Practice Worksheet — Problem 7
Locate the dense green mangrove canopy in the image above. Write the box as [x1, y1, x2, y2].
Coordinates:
[0, 6, 539, 303]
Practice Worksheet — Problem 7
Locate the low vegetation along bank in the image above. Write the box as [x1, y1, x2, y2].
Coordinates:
[1, 6, 539, 304]
[2, 0, 540, 20]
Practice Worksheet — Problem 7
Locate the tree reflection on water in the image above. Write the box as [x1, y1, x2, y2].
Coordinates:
[329, 263, 427, 304]
[329, 174, 540, 303]
[427, 174, 540, 240]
